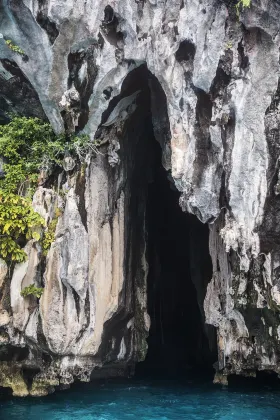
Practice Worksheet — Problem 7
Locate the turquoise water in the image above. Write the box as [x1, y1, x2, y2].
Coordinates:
[1, 378, 280, 420]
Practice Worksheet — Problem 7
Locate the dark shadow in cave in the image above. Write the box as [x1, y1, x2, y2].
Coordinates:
[136, 138, 216, 377]
[104, 64, 217, 378]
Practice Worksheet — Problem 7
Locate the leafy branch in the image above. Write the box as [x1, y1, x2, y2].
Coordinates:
[5, 40, 25, 55]
[0, 117, 98, 263]
[236, 0, 251, 16]
[0, 191, 45, 262]
[21, 284, 44, 299]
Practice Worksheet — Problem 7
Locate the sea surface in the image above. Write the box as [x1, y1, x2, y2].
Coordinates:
[1, 377, 280, 420]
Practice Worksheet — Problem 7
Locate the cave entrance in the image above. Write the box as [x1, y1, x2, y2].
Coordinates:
[137, 136, 216, 377]
[105, 64, 217, 377]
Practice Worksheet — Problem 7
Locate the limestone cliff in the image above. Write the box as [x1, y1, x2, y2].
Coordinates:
[1, 0, 280, 396]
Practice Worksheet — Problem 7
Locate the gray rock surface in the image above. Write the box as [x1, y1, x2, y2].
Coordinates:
[1, 0, 280, 395]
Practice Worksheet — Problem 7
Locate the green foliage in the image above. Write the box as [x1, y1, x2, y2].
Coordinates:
[0, 118, 54, 262]
[0, 191, 45, 262]
[5, 40, 25, 55]
[236, 0, 251, 16]
[41, 218, 58, 256]
[239, 0, 251, 6]
[20, 284, 44, 299]
[225, 41, 233, 50]
[0, 117, 95, 263]
[0, 118, 95, 193]
[0, 117, 95, 196]
[0, 117, 63, 194]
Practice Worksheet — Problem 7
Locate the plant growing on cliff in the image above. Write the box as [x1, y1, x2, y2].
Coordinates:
[236, 0, 251, 16]
[0, 192, 44, 262]
[0, 117, 95, 263]
[225, 41, 233, 50]
[5, 40, 25, 55]
[0, 117, 95, 194]
[20, 284, 44, 299]
[0, 117, 65, 195]
[41, 218, 58, 256]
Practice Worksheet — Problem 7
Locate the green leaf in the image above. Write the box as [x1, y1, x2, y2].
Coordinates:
[20, 284, 44, 299]
[32, 231, 41, 241]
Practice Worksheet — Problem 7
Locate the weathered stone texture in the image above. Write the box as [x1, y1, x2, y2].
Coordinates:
[1, 0, 280, 395]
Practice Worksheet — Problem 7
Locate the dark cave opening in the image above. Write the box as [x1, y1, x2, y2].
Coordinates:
[135, 128, 216, 377]
[116, 65, 217, 378]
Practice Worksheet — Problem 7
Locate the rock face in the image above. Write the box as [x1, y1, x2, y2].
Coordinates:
[1, 0, 280, 395]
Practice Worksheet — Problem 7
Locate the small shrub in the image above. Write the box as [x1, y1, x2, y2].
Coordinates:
[5, 40, 25, 55]
[0, 117, 96, 263]
[0, 117, 96, 197]
[41, 218, 58, 256]
[225, 41, 233, 50]
[20, 284, 44, 299]
[0, 191, 44, 262]
[0, 117, 65, 195]
[236, 0, 251, 16]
